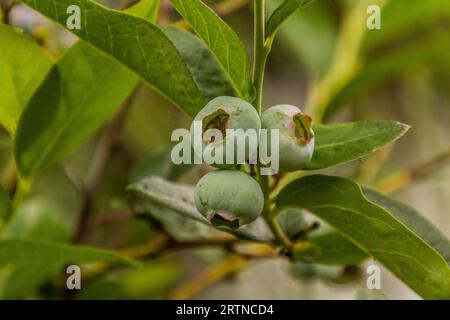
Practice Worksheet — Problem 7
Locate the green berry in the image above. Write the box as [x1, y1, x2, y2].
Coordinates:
[194, 170, 264, 229]
[261, 105, 315, 172]
[191, 96, 261, 167]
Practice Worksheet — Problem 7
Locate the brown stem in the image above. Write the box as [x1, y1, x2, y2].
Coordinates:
[375, 147, 450, 194]
[74, 91, 137, 242]
[168, 255, 248, 300]
[87, 208, 135, 230]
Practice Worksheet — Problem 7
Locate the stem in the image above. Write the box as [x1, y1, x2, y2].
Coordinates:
[12, 176, 32, 211]
[375, 147, 450, 194]
[251, 0, 290, 248]
[74, 90, 137, 242]
[260, 173, 291, 248]
[252, 0, 267, 113]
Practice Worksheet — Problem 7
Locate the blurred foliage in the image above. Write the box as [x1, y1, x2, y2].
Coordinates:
[0, 0, 449, 300]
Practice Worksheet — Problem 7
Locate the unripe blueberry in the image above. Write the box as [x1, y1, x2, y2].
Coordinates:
[191, 96, 260, 167]
[194, 170, 264, 229]
[261, 105, 315, 172]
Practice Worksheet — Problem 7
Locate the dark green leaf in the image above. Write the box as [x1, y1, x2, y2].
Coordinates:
[21, 0, 206, 116]
[364, 189, 450, 265]
[267, 0, 315, 38]
[0, 23, 53, 135]
[276, 175, 450, 299]
[169, 0, 252, 100]
[306, 120, 410, 170]
[14, 42, 137, 177]
[164, 27, 236, 100]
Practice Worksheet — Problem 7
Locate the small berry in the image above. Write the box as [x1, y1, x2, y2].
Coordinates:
[261, 105, 315, 172]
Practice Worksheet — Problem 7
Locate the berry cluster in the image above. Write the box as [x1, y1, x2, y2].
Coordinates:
[192, 96, 315, 229]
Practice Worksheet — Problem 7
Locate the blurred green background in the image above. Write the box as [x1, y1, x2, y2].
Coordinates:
[0, 0, 449, 299]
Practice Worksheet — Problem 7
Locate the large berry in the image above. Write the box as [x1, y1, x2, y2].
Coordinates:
[190, 96, 260, 167]
[261, 105, 315, 172]
[194, 170, 264, 229]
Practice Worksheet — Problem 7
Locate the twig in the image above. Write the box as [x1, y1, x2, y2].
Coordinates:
[270, 172, 285, 193]
[74, 92, 137, 242]
[168, 255, 248, 300]
[375, 147, 450, 194]
[0, 0, 15, 24]
[87, 208, 135, 230]
[119, 232, 171, 258]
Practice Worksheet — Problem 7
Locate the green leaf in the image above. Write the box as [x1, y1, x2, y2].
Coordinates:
[0, 264, 60, 300]
[169, 0, 252, 100]
[0, 198, 71, 243]
[0, 185, 11, 222]
[266, 0, 315, 38]
[0, 23, 53, 135]
[124, 0, 161, 21]
[14, 41, 137, 178]
[128, 176, 268, 242]
[21, 0, 206, 116]
[363, 189, 450, 265]
[75, 261, 181, 299]
[0, 239, 135, 267]
[306, 120, 410, 170]
[276, 175, 450, 299]
[308, 230, 369, 265]
[163, 27, 236, 100]
[0, 198, 73, 299]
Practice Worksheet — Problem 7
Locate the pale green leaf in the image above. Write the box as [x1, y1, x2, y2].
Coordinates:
[276, 175, 450, 299]
[306, 120, 410, 170]
[0, 23, 53, 135]
[14, 41, 137, 177]
[169, 0, 253, 100]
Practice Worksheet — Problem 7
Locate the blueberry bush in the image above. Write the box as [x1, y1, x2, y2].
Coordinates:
[0, 0, 449, 300]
